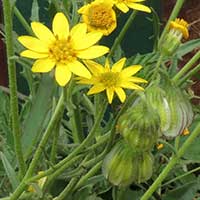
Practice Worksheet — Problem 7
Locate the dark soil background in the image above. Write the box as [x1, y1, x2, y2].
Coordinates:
[0, 0, 200, 101]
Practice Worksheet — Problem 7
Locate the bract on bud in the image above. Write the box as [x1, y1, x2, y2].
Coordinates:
[102, 140, 136, 187]
[145, 84, 193, 138]
[117, 100, 160, 152]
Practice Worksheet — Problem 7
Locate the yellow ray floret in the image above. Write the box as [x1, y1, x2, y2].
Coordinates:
[77, 58, 147, 104]
[112, 0, 151, 13]
[18, 12, 109, 86]
[78, 0, 117, 36]
[169, 18, 189, 39]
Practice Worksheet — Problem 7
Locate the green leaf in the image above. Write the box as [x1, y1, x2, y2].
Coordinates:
[162, 181, 199, 200]
[118, 188, 143, 200]
[30, 0, 39, 21]
[177, 38, 200, 59]
[0, 152, 19, 191]
[21, 75, 56, 159]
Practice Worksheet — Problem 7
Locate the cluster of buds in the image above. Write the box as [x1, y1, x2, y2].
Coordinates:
[160, 18, 189, 56]
[103, 100, 160, 186]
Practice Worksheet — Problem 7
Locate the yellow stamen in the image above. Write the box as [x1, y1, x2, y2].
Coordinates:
[99, 72, 120, 87]
[48, 37, 76, 64]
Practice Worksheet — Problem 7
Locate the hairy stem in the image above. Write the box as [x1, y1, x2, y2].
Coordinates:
[3, 0, 26, 179]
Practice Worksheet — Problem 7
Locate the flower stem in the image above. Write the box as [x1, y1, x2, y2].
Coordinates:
[2, 0, 26, 179]
[53, 178, 78, 200]
[108, 11, 137, 59]
[178, 64, 200, 85]
[13, 7, 34, 35]
[172, 51, 200, 83]
[158, 0, 185, 47]
[10, 90, 65, 200]
[140, 122, 200, 200]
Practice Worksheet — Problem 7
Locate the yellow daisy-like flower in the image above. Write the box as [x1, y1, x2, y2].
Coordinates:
[18, 12, 109, 86]
[78, 0, 117, 36]
[77, 58, 147, 104]
[169, 18, 189, 39]
[112, 0, 151, 13]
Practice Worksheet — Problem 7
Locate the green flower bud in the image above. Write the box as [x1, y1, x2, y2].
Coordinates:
[145, 84, 193, 138]
[102, 140, 136, 187]
[117, 100, 160, 152]
[132, 151, 154, 183]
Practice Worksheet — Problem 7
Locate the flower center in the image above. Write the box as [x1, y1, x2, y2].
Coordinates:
[48, 37, 76, 64]
[99, 72, 120, 87]
[88, 4, 114, 28]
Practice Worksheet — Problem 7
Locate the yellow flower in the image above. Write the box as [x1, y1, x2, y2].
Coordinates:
[112, 0, 151, 13]
[18, 12, 109, 86]
[77, 58, 147, 104]
[169, 18, 189, 39]
[78, 0, 117, 36]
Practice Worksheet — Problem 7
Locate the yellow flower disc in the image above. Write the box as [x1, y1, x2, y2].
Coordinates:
[78, 0, 117, 36]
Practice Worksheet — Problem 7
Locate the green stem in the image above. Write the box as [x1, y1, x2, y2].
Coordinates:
[108, 11, 137, 59]
[151, 55, 164, 80]
[44, 100, 107, 188]
[173, 51, 200, 83]
[140, 122, 200, 200]
[53, 178, 78, 200]
[3, 0, 26, 179]
[66, 80, 84, 143]
[74, 161, 102, 190]
[162, 166, 200, 187]
[13, 7, 34, 35]
[10, 91, 65, 200]
[158, 0, 185, 48]
[178, 64, 200, 86]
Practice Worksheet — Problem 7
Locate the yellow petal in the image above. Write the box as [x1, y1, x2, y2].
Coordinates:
[70, 23, 87, 42]
[77, 77, 94, 85]
[127, 3, 151, 13]
[111, 57, 126, 72]
[52, 12, 69, 39]
[77, 5, 88, 14]
[77, 46, 109, 59]
[83, 60, 104, 75]
[88, 85, 105, 95]
[55, 64, 72, 86]
[106, 88, 114, 104]
[68, 60, 91, 78]
[31, 22, 55, 43]
[115, 3, 129, 13]
[31, 58, 55, 72]
[20, 50, 48, 59]
[73, 32, 103, 50]
[115, 87, 126, 103]
[128, 76, 148, 83]
[121, 65, 142, 77]
[120, 82, 144, 90]
[18, 36, 48, 53]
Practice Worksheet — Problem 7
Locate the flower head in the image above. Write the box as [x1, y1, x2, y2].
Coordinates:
[169, 18, 189, 39]
[113, 0, 151, 13]
[18, 12, 109, 86]
[77, 58, 147, 104]
[78, 0, 117, 36]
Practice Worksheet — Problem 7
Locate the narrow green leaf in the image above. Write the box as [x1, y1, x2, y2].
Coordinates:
[30, 0, 39, 21]
[0, 152, 19, 190]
